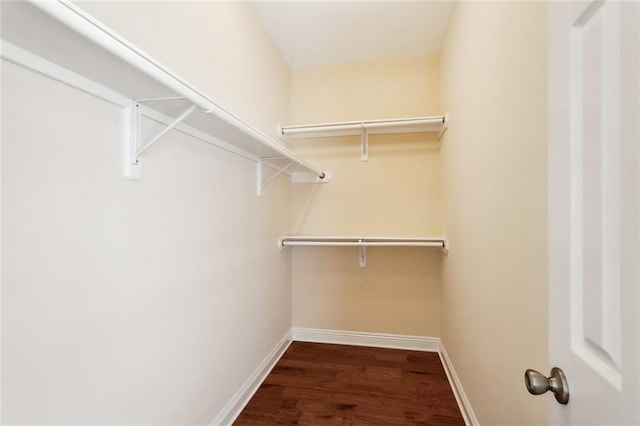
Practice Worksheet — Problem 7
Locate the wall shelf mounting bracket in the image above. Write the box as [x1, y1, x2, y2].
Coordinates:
[361, 127, 368, 161]
[257, 159, 293, 197]
[359, 241, 367, 267]
[126, 97, 196, 180]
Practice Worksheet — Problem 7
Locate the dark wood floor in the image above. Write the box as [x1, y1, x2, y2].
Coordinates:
[234, 341, 465, 425]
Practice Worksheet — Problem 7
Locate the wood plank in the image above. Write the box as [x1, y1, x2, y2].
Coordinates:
[234, 342, 465, 425]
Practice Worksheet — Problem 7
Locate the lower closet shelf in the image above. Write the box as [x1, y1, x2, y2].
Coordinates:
[278, 236, 449, 267]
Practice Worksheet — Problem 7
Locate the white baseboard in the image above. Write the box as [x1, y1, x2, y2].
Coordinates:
[210, 330, 292, 426]
[292, 327, 440, 352]
[439, 342, 480, 426]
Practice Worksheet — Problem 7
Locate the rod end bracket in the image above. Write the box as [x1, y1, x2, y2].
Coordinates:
[291, 171, 332, 184]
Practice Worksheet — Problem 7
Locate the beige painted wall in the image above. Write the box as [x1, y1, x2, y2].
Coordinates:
[290, 56, 444, 336]
[439, 2, 548, 424]
[1, 2, 291, 423]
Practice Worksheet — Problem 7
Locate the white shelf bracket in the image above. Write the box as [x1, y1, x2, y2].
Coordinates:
[359, 240, 367, 268]
[126, 97, 195, 180]
[361, 125, 368, 162]
[136, 103, 197, 158]
[257, 160, 293, 197]
[126, 101, 142, 180]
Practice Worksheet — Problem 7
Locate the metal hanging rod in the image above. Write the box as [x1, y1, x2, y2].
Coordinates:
[280, 240, 445, 247]
[279, 116, 447, 138]
[279, 236, 447, 248]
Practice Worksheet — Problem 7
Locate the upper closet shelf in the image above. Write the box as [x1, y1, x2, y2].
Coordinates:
[0, 0, 330, 195]
[279, 236, 448, 267]
[279, 115, 449, 161]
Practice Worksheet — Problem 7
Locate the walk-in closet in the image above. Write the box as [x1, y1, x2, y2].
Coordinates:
[2, 1, 638, 425]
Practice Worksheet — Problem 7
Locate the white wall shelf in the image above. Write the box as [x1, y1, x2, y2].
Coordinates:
[278, 115, 449, 161]
[0, 0, 330, 196]
[278, 236, 449, 268]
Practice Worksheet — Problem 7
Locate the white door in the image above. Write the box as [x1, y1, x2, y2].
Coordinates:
[548, 0, 639, 424]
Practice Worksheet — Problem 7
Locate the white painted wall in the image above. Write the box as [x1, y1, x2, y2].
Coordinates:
[439, 2, 548, 424]
[1, 2, 292, 423]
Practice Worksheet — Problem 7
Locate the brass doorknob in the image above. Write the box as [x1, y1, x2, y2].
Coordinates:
[525, 367, 570, 404]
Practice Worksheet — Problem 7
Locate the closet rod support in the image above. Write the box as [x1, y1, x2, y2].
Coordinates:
[257, 160, 293, 197]
[359, 241, 367, 268]
[135, 104, 197, 159]
[361, 126, 368, 162]
[441, 239, 450, 254]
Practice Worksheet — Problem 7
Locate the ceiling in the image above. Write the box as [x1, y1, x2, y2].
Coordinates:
[250, 1, 456, 69]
